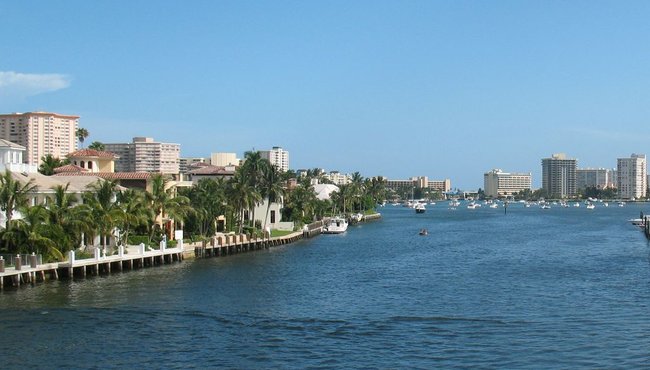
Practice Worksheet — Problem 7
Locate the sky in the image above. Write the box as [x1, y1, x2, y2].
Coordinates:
[2, 1, 650, 189]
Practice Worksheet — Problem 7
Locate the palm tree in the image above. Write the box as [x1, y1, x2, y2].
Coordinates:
[45, 184, 90, 252]
[2, 205, 63, 262]
[0, 170, 37, 230]
[116, 189, 150, 246]
[146, 174, 191, 242]
[39, 154, 69, 175]
[261, 164, 286, 230]
[88, 141, 105, 151]
[241, 150, 269, 228]
[83, 180, 123, 250]
[76, 127, 89, 148]
[183, 178, 228, 237]
[227, 171, 259, 234]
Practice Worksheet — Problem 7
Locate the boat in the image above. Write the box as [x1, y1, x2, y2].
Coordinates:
[467, 202, 478, 209]
[419, 228, 428, 236]
[350, 213, 364, 222]
[415, 203, 426, 213]
[540, 204, 551, 209]
[619, 202, 626, 207]
[323, 216, 348, 234]
[489, 203, 498, 209]
[586, 203, 595, 210]
[629, 218, 645, 227]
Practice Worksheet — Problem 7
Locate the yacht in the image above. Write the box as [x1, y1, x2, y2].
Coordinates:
[323, 216, 348, 234]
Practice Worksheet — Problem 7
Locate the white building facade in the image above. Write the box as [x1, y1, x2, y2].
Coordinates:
[576, 168, 615, 190]
[260, 146, 289, 172]
[484, 169, 532, 198]
[617, 154, 647, 200]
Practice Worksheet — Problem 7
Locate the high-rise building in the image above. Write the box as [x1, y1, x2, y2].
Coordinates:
[179, 157, 209, 173]
[576, 168, 615, 190]
[484, 169, 532, 198]
[617, 154, 647, 200]
[385, 176, 451, 193]
[104, 137, 180, 174]
[0, 112, 79, 166]
[210, 152, 239, 167]
[260, 146, 289, 172]
[541, 153, 577, 198]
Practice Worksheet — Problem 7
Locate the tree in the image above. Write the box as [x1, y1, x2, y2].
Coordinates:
[261, 164, 286, 230]
[227, 171, 259, 234]
[2, 205, 63, 261]
[88, 141, 105, 151]
[45, 184, 90, 253]
[116, 189, 150, 245]
[83, 180, 123, 250]
[0, 170, 37, 230]
[241, 150, 269, 228]
[39, 154, 69, 176]
[146, 174, 191, 241]
[76, 127, 89, 148]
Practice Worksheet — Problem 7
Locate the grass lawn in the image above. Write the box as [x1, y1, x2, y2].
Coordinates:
[271, 229, 295, 237]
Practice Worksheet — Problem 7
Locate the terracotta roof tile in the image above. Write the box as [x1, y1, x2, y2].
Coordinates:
[53, 164, 89, 173]
[67, 149, 117, 158]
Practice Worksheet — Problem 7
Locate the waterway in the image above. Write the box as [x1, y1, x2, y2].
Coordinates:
[2, 202, 650, 368]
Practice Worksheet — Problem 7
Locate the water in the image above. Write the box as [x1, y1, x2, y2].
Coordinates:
[2, 202, 650, 368]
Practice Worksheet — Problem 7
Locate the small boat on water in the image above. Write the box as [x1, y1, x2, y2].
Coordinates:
[415, 203, 426, 213]
[629, 218, 645, 227]
[586, 203, 595, 210]
[419, 228, 428, 236]
[323, 216, 348, 234]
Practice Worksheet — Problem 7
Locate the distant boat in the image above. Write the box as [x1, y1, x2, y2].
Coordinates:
[619, 202, 626, 207]
[467, 202, 478, 210]
[419, 228, 428, 236]
[323, 216, 348, 234]
[415, 203, 426, 213]
[540, 204, 551, 209]
[629, 218, 645, 227]
[586, 203, 595, 210]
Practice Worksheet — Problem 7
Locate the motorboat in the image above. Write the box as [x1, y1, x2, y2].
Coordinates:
[415, 203, 426, 213]
[323, 216, 348, 234]
[586, 203, 595, 210]
[350, 213, 364, 222]
[467, 202, 478, 210]
[419, 228, 428, 236]
[629, 218, 645, 227]
[540, 204, 551, 209]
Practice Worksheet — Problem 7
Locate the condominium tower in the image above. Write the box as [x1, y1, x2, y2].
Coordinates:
[541, 153, 577, 198]
[104, 137, 180, 174]
[576, 168, 615, 190]
[484, 169, 532, 198]
[0, 112, 79, 166]
[260, 146, 289, 172]
[617, 154, 647, 200]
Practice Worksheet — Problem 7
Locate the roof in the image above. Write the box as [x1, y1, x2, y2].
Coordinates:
[0, 139, 25, 150]
[313, 183, 340, 200]
[67, 149, 117, 159]
[9, 172, 107, 193]
[53, 172, 154, 180]
[188, 165, 235, 176]
[54, 164, 89, 174]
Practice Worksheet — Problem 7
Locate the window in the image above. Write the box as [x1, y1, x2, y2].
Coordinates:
[270, 210, 276, 224]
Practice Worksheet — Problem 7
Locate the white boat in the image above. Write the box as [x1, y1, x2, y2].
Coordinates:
[489, 203, 498, 209]
[467, 202, 478, 209]
[586, 203, 595, 210]
[350, 213, 364, 222]
[415, 203, 426, 213]
[540, 204, 551, 209]
[323, 217, 348, 234]
[629, 218, 645, 227]
[619, 202, 626, 207]
[449, 200, 460, 207]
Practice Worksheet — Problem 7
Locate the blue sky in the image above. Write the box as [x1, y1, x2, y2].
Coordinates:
[2, 1, 650, 189]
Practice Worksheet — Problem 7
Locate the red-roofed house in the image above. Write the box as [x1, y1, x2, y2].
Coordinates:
[67, 149, 117, 173]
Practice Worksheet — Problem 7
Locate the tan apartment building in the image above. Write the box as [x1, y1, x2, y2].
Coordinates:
[0, 112, 78, 166]
[260, 146, 289, 172]
[104, 137, 180, 174]
[484, 169, 532, 197]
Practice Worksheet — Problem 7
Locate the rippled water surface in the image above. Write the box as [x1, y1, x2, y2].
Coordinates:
[2, 203, 650, 368]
